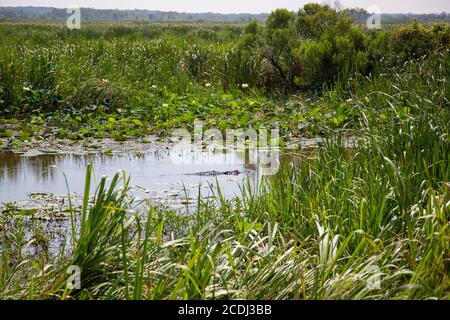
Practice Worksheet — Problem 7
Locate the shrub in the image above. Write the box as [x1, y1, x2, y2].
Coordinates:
[391, 21, 434, 62]
[252, 4, 369, 90]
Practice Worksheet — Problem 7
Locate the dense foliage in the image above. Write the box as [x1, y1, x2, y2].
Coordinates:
[0, 5, 449, 142]
[1, 49, 449, 298]
[0, 4, 449, 300]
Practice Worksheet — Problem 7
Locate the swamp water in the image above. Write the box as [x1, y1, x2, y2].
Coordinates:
[0, 147, 271, 210]
[0, 143, 304, 256]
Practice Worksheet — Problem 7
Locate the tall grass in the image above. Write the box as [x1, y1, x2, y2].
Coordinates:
[1, 62, 448, 298]
[0, 22, 243, 115]
[0, 21, 448, 300]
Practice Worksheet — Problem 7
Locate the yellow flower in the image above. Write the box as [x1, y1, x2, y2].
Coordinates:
[346, 98, 353, 103]
[205, 83, 211, 87]
[364, 96, 370, 103]
[151, 85, 157, 89]
[241, 83, 249, 89]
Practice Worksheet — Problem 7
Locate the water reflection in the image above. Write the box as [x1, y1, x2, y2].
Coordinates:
[0, 149, 264, 203]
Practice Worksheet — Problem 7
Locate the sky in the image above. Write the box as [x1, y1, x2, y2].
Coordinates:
[0, 0, 449, 14]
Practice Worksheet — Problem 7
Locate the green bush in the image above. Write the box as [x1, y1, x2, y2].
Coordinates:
[391, 22, 435, 61]
[250, 4, 369, 89]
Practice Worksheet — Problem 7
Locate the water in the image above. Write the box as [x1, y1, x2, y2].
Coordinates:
[0, 146, 286, 255]
[0, 148, 264, 206]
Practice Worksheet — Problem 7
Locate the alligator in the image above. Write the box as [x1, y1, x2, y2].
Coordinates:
[184, 170, 244, 177]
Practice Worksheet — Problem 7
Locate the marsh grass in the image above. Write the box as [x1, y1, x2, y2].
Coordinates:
[1, 73, 448, 298]
[0, 20, 449, 300]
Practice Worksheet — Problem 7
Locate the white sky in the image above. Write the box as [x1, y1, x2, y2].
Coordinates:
[0, 0, 449, 14]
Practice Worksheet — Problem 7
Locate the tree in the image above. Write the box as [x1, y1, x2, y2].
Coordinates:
[260, 9, 296, 88]
[243, 3, 370, 90]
